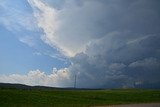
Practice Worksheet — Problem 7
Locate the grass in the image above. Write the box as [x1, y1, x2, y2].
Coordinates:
[0, 88, 160, 107]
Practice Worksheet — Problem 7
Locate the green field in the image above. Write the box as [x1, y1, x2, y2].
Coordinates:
[0, 88, 160, 107]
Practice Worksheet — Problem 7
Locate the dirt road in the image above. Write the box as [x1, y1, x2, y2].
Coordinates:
[95, 103, 160, 107]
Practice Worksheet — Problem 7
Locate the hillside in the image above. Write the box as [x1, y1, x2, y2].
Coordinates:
[0, 83, 160, 107]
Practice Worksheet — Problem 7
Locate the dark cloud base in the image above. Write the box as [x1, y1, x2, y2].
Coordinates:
[66, 0, 160, 88]
[69, 34, 160, 88]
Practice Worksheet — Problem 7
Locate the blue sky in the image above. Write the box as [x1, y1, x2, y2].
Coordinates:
[0, 0, 69, 75]
[0, 0, 160, 88]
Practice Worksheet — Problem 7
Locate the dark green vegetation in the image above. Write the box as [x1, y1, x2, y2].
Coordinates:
[0, 87, 160, 107]
[0, 83, 160, 107]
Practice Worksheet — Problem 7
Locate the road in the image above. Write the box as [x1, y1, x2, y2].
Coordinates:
[95, 103, 160, 107]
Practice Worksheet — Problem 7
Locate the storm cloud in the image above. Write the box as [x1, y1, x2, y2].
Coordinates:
[27, 0, 160, 88]
[1, 0, 159, 88]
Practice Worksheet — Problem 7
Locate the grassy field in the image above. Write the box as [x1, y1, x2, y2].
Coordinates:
[0, 88, 160, 107]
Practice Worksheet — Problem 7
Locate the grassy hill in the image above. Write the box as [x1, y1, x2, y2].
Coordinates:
[0, 83, 160, 107]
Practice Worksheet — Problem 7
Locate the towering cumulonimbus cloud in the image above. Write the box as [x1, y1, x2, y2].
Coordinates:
[69, 33, 160, 88]
[6, 0, 158, 88]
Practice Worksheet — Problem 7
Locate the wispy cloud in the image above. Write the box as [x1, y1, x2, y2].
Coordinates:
[19, 36, 36, 47]
[0, 0, 36, 32]
[33, 52, 42, 56]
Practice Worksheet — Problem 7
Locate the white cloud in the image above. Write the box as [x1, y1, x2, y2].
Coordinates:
[0, 1, 36, 32]
[19, 36, 35, 47]
[33, 52, 42, 56]
[0, 68, 72, 87]
[28, 0, 106, 57]
[28, 0, 63, 52]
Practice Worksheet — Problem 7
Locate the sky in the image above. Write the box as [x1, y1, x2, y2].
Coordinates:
[0, 0, 160, 88]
